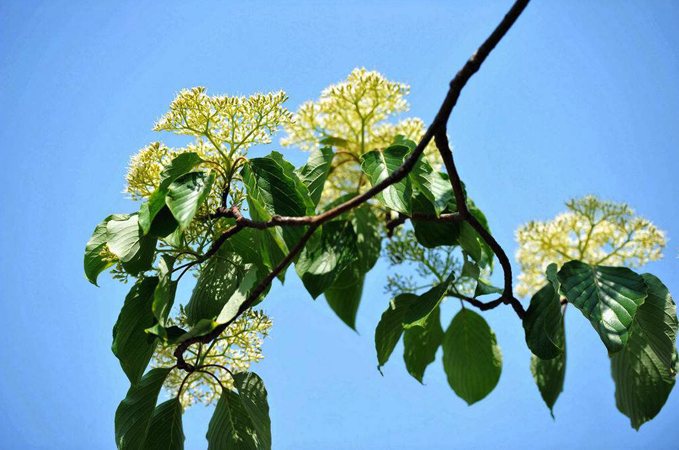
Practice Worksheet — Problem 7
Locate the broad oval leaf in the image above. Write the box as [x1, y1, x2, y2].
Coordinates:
[152, 255, 177, 327]
[523, 265, 564, 360]
[324, 262, 365, 330]
[166, 171, 215, 231]
[557, 261, 647, 353]
[403, 272, 455, 329]
[531, 333, 566, 419]
[409, 156, 454, 215]
[636, 273, 678, 369]
[106, 214, 156, 275]
[185, 249, 243, 326]
[403, 306, 444, 383]
[351, 206, 382, 273]
[375, 294, 417, 371]
[411, 192, 460, 249]
[295, 220, 358, 299]
[143, 398, 185, 450]
[139, 152, 203, 233]
[360, 145, 412, 214]
[296, 147, 334, 207]
[611, 323, 677, 430]
[112, 277, 159, 385]
[115, 367, 171, 450]
[233, 372, 272, 450]
[84, 214, 125, 285]
[207, 389, 259, 450]
[442, 309, 502, 405]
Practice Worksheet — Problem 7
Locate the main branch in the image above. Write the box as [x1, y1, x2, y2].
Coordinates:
[174, 0, 531, 370]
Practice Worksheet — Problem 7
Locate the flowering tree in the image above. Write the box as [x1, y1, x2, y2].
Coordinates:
[84, 0, 676, 447]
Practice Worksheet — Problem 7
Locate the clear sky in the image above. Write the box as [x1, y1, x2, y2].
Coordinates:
[1, 1, 678, 449]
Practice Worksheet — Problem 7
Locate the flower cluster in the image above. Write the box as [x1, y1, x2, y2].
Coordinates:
[281, 68, 441, 202]
[153, 309, 273, 408]
[515, 195, 667, 297]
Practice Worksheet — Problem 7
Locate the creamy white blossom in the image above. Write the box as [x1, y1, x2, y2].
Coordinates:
[515, 195, 667, 297]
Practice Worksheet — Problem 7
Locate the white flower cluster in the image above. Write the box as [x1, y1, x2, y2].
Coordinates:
[515, 195, 666, 297]
[153, 309, 272, 408]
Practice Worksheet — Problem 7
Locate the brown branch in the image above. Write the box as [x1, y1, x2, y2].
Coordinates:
[174, 0, 531, 370]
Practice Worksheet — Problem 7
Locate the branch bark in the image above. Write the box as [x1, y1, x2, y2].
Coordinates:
[174, 0, 531, 370]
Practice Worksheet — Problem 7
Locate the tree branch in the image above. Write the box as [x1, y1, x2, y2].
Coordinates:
[174, 0, 531, 370]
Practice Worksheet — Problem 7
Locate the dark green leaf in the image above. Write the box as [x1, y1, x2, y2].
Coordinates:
[324, 262, 364, 330]
[173, 319, 219, 345]
[139, 152, 203, 233]
[442, 309, 502, 405]
[185, 248, 243, 325]
[296, 147, 335, 207]
[84, 214, 124, 285]
[636, 274, 678, 369]
[241, 157, 310, 254]
[166, 171, 215, 231]
[403, 272, 455, 329]
[360, 145, 412, 214]
[523, 264, 564, 360]
[531, 324, 566, 419]
[611, 322, 677, 429]
[411, 193, 460, 248]
[267, 151, 315, 214]
[233, 372, 272, 450]
[409, 157, 454, 215]
[296, 220, 358, 299]
[474, 279, 503, 297]
[350, 206, 382, 273]
[403, 306, 444, 383]
[207, 389, 259, 450]
[215, 265, 261, 324]
[152, 255, 177, 326]
[112, 278, 159, 385]
[143, 398, 185, 450]
[114, 367, 171, 450]
[106, 214, 157, 275]
[558, 261, 647, 353]
[375, 294, 417, 371]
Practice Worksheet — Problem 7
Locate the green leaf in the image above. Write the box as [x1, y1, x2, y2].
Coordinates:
[173, 319, 219, 345]
[442, 309, 502, 405]
[611, 322, 677, 430]
[523, 264, 564, 360]
[152, 255, 177, 327]
[185, 248, 243, 325]
[142, 398, 185, 450]
[233, 372, 272, 450]
[112, 278, 159, 385]
[166, 171, 215, 231]
[411, 193, 460, 248]
[241, 157, 310, 254]
[139, 152, 203, 234]
[324, 262, 365, 330]
[295, 220, 358, 299]
[84, 214, 124, 285]
[360, 145, 412, 214]
[114, 367, 171, 450]
[531, 326, 566, 419]
[636, 274, 678, 369]
[375, 294, 417, 371]
[474, 279, 503, 298]
[403, 272, 455, 329]
[461, 259, 480, 280]
[106, 214, 157, 275]
[295, 147, 335, 207]
[267, 151, 316, 214]
[409, 157, 454, 215]
[216, 265, 261, 324]
[557, 261, 648, 353]
[350, 205, 382, 273]
[206, 389, 259, 450]
[403, 306, 444, 383]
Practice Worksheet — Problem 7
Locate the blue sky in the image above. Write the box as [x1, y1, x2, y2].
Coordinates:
[1, 1, 678, 449]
